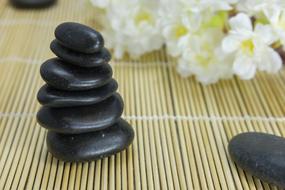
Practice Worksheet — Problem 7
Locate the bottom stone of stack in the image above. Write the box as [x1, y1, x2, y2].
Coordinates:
[46, 118, 134, 162]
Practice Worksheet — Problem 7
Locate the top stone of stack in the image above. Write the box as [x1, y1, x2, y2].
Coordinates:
[55, 22, 104, 54]
[51, 22, 111, 68]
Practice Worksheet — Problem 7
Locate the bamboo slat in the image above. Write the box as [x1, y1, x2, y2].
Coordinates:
[0, 0, 284, 189]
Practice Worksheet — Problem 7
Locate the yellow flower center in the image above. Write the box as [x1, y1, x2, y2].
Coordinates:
[194, 44, 214, 68]
[241, 39, 255, 56]
[173, 25, 188, 39]
[196, 55, 211, 68]
[135, 10, 153, 25]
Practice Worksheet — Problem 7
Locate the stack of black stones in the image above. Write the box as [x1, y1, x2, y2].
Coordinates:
[37, 22, 134, 162]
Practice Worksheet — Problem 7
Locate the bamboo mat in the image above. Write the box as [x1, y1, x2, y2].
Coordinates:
[0, 1, 285, 190]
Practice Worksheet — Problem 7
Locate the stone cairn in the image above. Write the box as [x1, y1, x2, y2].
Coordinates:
[37, 22, 134, 162]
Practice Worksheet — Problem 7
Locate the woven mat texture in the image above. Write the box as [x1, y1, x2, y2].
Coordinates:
[0, 0, 285, 189]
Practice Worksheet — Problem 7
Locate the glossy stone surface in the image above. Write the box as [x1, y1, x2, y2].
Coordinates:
[55, 22, 104, 54]
[46, 118, 134, 162]
[37, 93, 124, 134]
[11, 0, 55, 8]
[38, 80, 118, 107]
[50, 40, 111, 67]
[228, 132, 285, 188]
[40, 58, 112, 91]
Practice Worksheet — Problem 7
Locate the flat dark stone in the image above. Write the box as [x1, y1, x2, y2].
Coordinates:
[228, 132, 285, 188]
[37, 80, 118, 107]
[50, 40, 111, 68]
[37, 93, 124, 134]
[46, 118, 134, 162]
[40, 58, 112, 91]
[55, 22, 104, 54]
[11, 0, 55, 8]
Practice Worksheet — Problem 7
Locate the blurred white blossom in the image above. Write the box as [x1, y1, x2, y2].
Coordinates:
[160, 13, 193, 57]
[236, 0, 285, 18]
[160, 0, 236, 13]
[159, 0, 233, 57]
[178, 29, 233, 84]
[91, 0, 284, 84]
[222, 13, 282, 79]
[101, 0, 163, 58]
[268, 10, 285, 47]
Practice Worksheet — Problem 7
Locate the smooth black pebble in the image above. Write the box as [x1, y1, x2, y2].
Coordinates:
[228, 132, 285, 188]
[40, 58, 112, 91]
[38, 80, 118, 107]
[50, 40, 111, 67]
[55, 22, 104, 54]
[11, 0, 55, 8]
[46, 118, 134, 162]
[37, 93, 124, 134]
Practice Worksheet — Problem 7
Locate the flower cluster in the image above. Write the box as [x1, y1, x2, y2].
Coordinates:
[90, 0, 284, 84]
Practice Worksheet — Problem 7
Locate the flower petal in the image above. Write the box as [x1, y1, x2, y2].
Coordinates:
[210, 1, 232, 11]
[222, 35, 240, 53]
[229, 13, 253, 32]
[177, 58, 192, 78]
[254, 24, 277, 45]
[233, 54, 257, 79]
[257, 47, 282, 73]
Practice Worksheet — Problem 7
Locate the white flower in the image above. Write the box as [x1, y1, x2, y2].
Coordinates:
[236, 0, 285, 18]
[177, 29, 233, 84]
[160, 13, 193, 57]
[268, 10, 285, 47]
[222, 13, 282, 79]
[189, 0, 237, 13]
[163, 0, 236, 13]
[102, 0, 164, 58]
[159, 0, 231, 57]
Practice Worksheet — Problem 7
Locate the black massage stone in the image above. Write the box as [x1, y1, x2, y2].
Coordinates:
[37, 80, 118, 107]
[50, 40, 111, 68]
[37, 93, 124, 134]
[55, 22, 104, 54]
[40, 58, 112, 91]
[229, 132, 285, 188]
[46, 119, 134, 162]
